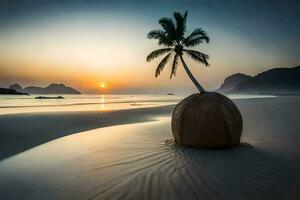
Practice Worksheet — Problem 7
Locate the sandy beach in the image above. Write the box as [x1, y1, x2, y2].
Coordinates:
[0, 96, 300, 199]
[1, 1, 299, 199]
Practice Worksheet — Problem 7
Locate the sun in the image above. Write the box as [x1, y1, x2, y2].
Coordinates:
[100, 82, 107, 89]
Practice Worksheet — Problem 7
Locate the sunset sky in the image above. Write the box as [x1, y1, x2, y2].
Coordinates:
[0, 0, 299, 94]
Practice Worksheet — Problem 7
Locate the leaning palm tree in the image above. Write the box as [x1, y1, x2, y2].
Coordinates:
[146, 11, 210, 93]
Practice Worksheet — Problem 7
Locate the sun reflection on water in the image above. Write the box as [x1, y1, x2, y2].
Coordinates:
[100, 94, 105, 110]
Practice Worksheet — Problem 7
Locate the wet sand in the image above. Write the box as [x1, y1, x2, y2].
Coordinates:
[0, 105, 174, 160]
[0, 96, 300, 199]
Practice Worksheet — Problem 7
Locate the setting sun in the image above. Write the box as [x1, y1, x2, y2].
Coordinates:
[0, 1, 299, 199]
[100, 82, 107, 89]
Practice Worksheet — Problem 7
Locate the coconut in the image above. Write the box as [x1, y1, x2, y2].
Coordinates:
[171, 92, 243, 148]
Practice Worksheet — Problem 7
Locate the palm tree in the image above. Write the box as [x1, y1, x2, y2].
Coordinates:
[146, 11, 210, 93]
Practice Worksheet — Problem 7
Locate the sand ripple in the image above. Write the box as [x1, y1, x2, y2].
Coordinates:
[1, 97, 300, 200]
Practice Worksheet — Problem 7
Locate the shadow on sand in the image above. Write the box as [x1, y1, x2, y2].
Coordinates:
[0, 105, 174, 161]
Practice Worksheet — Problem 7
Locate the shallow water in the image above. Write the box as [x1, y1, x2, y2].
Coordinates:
[0, 94, 181, 114]
[0, 94, 276, 115]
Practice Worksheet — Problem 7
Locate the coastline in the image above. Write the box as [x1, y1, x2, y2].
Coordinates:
[0, 96, 300, 199]
[0, 105, 174, 161]
[0, 96, 299, 161]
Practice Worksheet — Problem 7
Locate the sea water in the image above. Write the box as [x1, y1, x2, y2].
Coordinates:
[0, 94, 276, 115]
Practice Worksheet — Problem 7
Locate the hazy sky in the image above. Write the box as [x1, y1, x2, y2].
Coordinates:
[0, 0, 299, 94]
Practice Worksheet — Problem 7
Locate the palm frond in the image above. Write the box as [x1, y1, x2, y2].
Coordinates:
[184, 36, 209, 47]
[146, 48, 173, 62]
[147, 30, 174, 46]
[183, 28, 209, 47]
[184, 50, 210, 66]
[155, 52, 172, 77]
[170, 54, 179, 79]
[173, 11, 188, 40]
[159, 18, 176, 40]
[147, 30, 165, 39]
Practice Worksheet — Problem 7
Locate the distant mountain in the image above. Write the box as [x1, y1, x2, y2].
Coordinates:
[217, 73, 252, 93]
[218, 65, 300, 94]
[0, 88, 28, 95]
[9, 83, 23, 92]
[9, 83, 81, 94]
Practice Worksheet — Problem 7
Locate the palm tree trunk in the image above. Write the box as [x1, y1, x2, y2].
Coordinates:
[180, 55, 206, 93]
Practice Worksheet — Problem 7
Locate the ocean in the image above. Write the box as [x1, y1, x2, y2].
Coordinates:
[0, 94, 276, 115]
